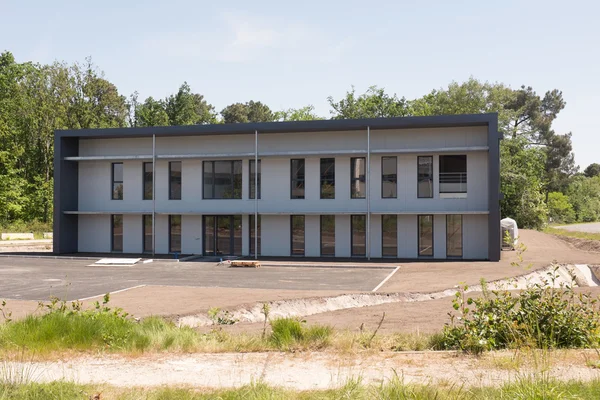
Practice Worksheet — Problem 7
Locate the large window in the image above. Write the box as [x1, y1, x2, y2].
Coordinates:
[320, 215, 335, 256]
[143, 162, 153, 200]
[417, 156, 433, 198]
[291, 215, 305, 255]
[111, 163, 123, 200]
[350, 157, 366, 199]
[290, 159, 305, 199]
[382, 157, 397, 198]
[249, 160, 261, 199]
[143, 215, 152, 253]
[249, 215, 261, 256]
[418, 215, 433, 257]
[320, 158, 335, 199]
[111, 214, 123, 252]
[446, 215, 463, 257]
[203, 161, 242, 199]
[439, 155, 467, 193]
[169, 161, 182, 200]
[169, 215, 181, 253]
[351, 215, 366, 257]
[382, 215, 397, 257]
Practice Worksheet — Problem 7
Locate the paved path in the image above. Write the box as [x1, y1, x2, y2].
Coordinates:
[556, 222, 600, 233]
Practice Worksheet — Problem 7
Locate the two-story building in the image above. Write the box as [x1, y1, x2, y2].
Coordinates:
[53, 113, 501, 260]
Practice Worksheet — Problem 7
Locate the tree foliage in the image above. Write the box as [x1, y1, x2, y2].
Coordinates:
[328, 86, 409, 119]
[584, 163, 600, 178]
[221, 101, 275, 124]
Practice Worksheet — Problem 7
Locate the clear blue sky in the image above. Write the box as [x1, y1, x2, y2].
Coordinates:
[2, 0, 598, 168]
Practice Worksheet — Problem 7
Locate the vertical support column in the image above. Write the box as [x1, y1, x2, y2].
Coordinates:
[254, 129, 258, 260]
[152, 134, 156, 257]
[487, 116, 501, 261]
[367, 126, 371, 260]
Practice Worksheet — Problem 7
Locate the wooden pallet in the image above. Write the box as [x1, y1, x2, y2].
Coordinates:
[230, 260, 261, 268]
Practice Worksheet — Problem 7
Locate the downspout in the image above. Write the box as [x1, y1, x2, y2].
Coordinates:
[254, 130, 258, 260]
[152, 134, 156, 257]
[367, 126, 371, 260]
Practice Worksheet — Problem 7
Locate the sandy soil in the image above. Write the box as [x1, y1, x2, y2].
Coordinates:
[8, 351, 600, 390]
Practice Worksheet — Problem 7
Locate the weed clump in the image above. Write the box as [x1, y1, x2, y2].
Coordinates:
[269, 317, 332, 350]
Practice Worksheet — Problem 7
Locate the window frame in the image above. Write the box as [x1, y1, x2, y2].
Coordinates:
[111, 214, 123, 252]
[320, 158, 335, 199]
[202, 160, 243, 200]
[143, 214, 152, 253]
[290, 215, 305, 256]
[168, 161, 182, 200]
[350, 157, 366, 199]
[418, 214, 434, 257]
[381, 156, 397, 199]
[439, 155, 467, 194]
[320, 215, 335, 257]
[111, 162, 123, 200]
[249, 159, 261, 200]
[381, 214, 398, 258]
[143, 162, 153, 200]
[169, 215, 182, 254]
[351, 214, 366, 257]
[446, 214, 463, 258]
[290, 159, 305, 200]
[417, 156, 434, 199]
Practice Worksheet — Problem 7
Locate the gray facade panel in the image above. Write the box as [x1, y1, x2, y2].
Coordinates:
[53, 136, 79, 254]
[487, 118, 501, 261]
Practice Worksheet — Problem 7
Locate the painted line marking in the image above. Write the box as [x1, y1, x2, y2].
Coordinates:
[77, 284, 147, 301]
[371, 266, 400, 292]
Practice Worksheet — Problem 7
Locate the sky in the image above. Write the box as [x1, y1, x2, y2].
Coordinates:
[1, 0, 598, 168]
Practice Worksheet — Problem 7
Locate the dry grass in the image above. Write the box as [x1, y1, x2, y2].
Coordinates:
[544, 226, 600, 242]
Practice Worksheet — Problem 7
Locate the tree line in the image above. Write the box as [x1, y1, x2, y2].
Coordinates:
[0, 50, 596, 229]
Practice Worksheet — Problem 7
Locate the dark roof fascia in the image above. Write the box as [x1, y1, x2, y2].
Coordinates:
[55, 113, 498, 139]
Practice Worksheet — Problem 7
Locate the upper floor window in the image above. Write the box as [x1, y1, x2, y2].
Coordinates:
[439, 155, 467, 193]
[143, 162, 153, 200]
[169, 161, 182, 200]
[203, 160, 242, 199]
[417, 156, 433, 198]
[350, 157, 366, 199]
[290, 159, 305, 199]
[111, 163, 123, 200]
[320, 158, 335, 199]
[381, 156, 397, 198]
[249, 159, 261, 199]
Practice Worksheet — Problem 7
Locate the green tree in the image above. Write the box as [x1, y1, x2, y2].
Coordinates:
[567, 176, 600, 222]
[583, 163, 600, 178]
[328, 86, 409, 119]
[275, 105, 322, 121]
[135, 96, 169, 127]
[165, 82, 217, 125]
[221, 101, 275, 123]
[547, 192, 575, 224]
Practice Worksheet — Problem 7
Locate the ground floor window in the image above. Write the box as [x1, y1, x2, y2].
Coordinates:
[203, 215, 242, 256]
[169, 215, 181, 253]
[291, 215, 305, 256]
[446, 215, 463, 257]
[143, 215, 152, 253]
[351, 215, 366, 257]
[418, 215, 433, 257]
[382, 215, 397, 257]
[320, 215, 335, 256]
[249, 214, 261, 256]
[111, 214, 123, 252]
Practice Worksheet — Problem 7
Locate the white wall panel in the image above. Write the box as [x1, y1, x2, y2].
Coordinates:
[78, 215, 110, 253]
[398, 215, 417, 258]
[182, 215, 202, 255]
[433, 214, 446, 259]
[261, 215, 290, 256]
[464, 214, 488, 259]
[123, 214, 142, 253]
[370, 214, 382, 258]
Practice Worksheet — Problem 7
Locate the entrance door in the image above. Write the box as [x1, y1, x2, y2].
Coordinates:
[203, 215, 242, 256]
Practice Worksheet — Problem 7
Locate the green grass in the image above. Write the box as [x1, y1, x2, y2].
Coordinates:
[544, 226, 600, 242]
[269, 318, 332, 350]
[3, 378, 600, 399]
[0, 221, 51, 239]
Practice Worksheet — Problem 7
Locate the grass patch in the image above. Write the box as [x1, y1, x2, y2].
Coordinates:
[269, 318, 332, 350]
[544, 226, 600, 242]
[0, 220, 51, 239]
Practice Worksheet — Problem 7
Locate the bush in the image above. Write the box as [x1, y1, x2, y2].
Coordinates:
[269, 317, 332, 350]
[547, 192, 575, 224]
[440, 268, 600, 353]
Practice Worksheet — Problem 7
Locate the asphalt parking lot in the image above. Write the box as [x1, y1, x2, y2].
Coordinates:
[0, 256, 395, 301]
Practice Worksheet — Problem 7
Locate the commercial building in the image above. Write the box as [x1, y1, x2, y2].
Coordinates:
[53, 113, 501, 260]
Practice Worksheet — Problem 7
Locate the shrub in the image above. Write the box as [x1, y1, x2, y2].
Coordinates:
[547, 192, 575, 224]
[440, 267, 600, 353]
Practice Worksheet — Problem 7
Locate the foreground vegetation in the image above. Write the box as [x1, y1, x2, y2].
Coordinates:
[3, 377, 600, 400]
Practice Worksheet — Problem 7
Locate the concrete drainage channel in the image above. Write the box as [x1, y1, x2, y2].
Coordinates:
[177, 264, 600, 328]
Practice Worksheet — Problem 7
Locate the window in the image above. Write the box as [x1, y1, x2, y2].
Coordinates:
[169, 161, 182, 200]
[290, 159, 305, 199]
[111, 214, 123, 252]
[350, 157, 366, 199]
[439, 155, 467, 193]
[169, 215, 181, 253]
[446, 215, 463, 257]
[418, 215, 433, 257]
[111, 163, 123, 200]
[143, 215, 152, 253]
[320, 158, 335, 199]
[143, 162, 153, 200]
[249, 160, 261, 199]
[320, 215, 335, 256]
[203, 215, 242, 256]
[417, 156, 433, 198]
[203, 161, 242, 199]
[249, 214, 261, 256]
[382, 215, 397, 257]
[291, 215, 305, 255]
[381, 157, 397, 198]
[351, 215, 366, 257]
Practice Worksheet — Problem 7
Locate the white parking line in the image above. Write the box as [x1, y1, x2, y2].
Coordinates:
[371, 266, 400, 292]
[77, 284, 147, 301]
